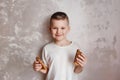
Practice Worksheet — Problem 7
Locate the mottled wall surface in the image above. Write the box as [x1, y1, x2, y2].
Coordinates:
[0, 0, 120, 80]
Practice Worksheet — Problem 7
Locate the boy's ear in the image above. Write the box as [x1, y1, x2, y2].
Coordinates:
[48, 26, 51, 33]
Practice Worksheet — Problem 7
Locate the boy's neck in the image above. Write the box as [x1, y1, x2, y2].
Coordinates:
[54, 39, 71, 46]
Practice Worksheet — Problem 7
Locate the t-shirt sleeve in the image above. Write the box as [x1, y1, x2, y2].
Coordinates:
[42, 47, 48, 66]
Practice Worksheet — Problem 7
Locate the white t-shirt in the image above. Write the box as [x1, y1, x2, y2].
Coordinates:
[42, 42, 80, 80]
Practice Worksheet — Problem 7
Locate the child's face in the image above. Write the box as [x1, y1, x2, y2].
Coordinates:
[50, 19, 70, 42]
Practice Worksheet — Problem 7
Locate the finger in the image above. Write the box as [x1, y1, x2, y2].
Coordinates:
[33, 65, 40, 71]
[33, 62, 40, 67]
[35, 63, 40, 66]
[34, 65, 42, 70]
[78, 53, 87, 61]
[35, 64, 42, 67]
[75, 59, 84, 67]
[80, 53, 87, 59]
[76, 58, 86, 65]
[77, 55, 86, 62]
[77, 55, 84, 61]
[34, 67, 40, 71]
[35, 65, 42, 69]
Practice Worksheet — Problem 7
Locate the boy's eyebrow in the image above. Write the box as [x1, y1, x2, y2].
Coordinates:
[51, 26, 58, 28]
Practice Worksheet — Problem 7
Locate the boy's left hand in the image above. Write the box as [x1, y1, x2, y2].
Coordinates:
[74, 49, 87, 68]
[74, 50, 87, 67]
[74, 50, 87, 73]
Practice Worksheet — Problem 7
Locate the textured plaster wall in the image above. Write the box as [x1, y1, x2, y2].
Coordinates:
[0, 0, 120, 80]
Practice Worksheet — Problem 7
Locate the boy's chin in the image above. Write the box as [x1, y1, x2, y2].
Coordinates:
[54, 38, 64, 42]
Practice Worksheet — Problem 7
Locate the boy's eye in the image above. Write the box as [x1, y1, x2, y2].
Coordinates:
[61, 27, 65, 29]
[52, 27, 57, 29]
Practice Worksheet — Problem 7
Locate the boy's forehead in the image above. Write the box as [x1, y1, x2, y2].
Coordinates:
[51, 19, 69, 24]
[51, 20, 69, 27]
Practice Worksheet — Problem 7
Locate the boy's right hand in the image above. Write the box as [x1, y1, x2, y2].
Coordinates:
[33, 57, 48, 74]
[33, 60, 42, 71]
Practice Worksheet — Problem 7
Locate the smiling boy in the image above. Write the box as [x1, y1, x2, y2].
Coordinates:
[33, 12, 87, 80]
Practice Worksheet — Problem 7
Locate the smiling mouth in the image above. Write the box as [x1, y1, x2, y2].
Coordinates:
[55, 34, 62, 36]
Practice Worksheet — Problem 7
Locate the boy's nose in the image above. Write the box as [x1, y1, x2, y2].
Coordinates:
[57, 29, 61, 34]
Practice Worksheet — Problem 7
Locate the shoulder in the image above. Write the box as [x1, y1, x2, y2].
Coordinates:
[43, 42, 55, 50]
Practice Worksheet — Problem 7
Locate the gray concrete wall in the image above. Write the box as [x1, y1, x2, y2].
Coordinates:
[0, 0, 120, 80]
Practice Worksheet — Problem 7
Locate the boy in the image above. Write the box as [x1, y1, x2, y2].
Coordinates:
[33, 12, 87, 80]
